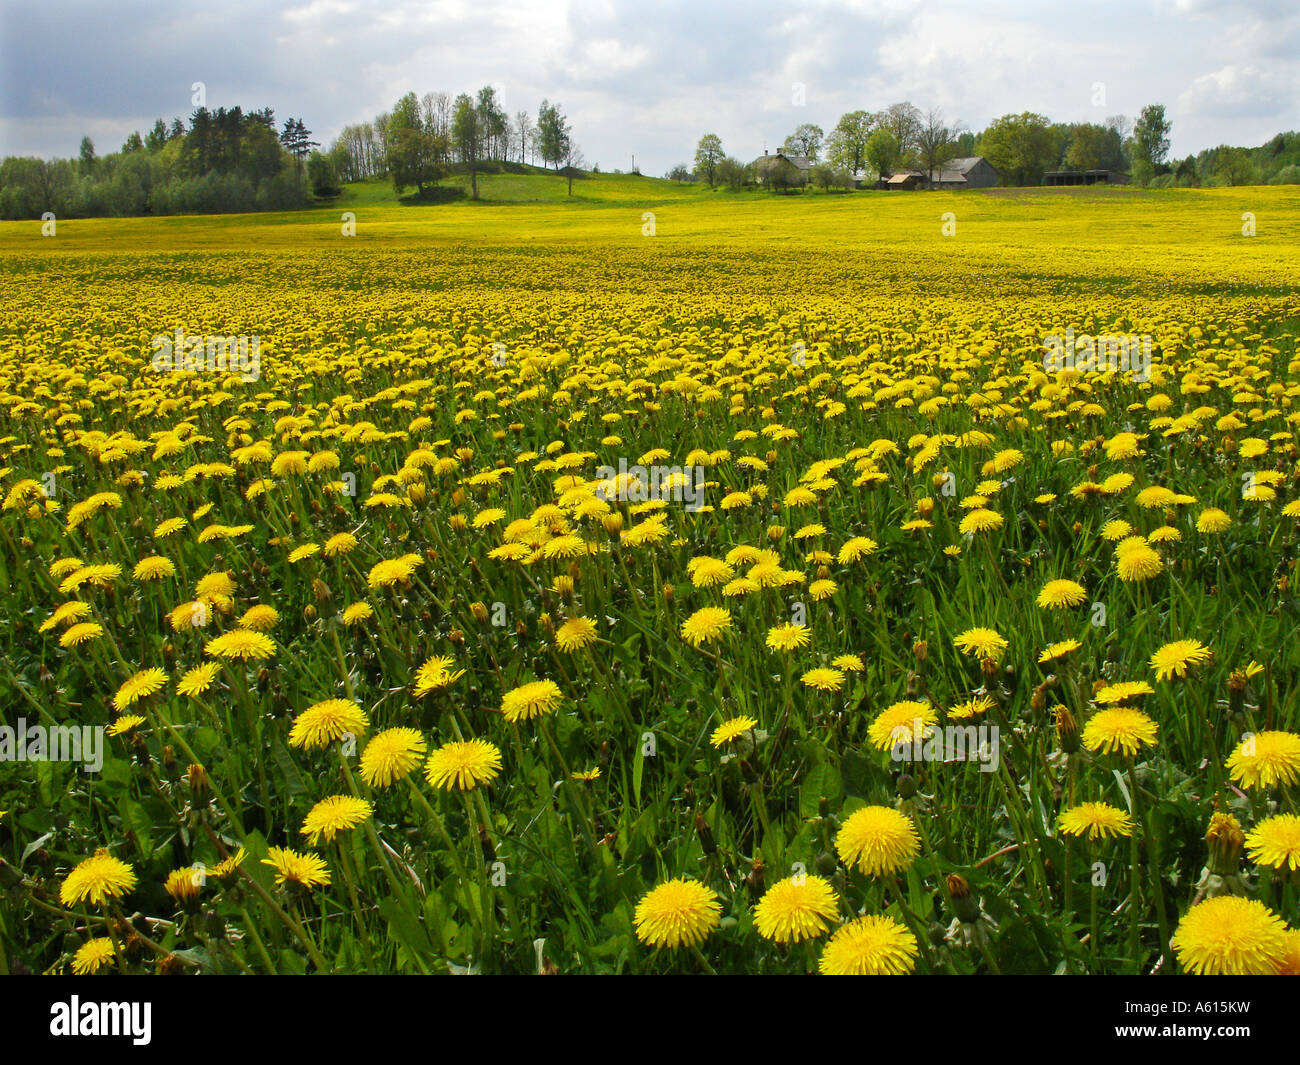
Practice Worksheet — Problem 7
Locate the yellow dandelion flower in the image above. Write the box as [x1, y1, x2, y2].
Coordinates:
[818, 914, 918, 975]
[1171, 896, 1288, 975]
[1150, 638, 1213, 681]
[60, 849, 137, 907]
[1081, 706, 1159, 756]
[424, 738, 503, 790]
[288, 698, 369, 749]
[500, 679, 562, 722]
[834, 805, 920, 876]
[112, 667, 167, 711]
[1057, 802, 1135, 839]
[1226, 731, 1300, 790]
[754, 874, 838, 943]
[633, 878, 722, 949]
[710, 716, 758, 747]
[301, 795, 374, 845]
[261, 847, 330, 891]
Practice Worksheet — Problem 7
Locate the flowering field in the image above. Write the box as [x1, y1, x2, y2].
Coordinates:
[2, 184, 1300, 975]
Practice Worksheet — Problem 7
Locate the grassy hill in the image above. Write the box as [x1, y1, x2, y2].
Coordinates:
[1, 169, 1297, 291]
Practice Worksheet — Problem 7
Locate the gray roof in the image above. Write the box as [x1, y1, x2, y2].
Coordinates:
[752, 151, 812, 170]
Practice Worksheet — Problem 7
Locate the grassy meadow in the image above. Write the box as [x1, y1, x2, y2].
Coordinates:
[1, 176, 1299, 975]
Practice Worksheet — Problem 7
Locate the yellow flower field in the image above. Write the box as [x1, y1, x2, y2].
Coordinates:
[1, 181, 1298, 974]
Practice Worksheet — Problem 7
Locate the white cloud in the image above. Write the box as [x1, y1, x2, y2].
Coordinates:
[1178, 64, 1291, 119]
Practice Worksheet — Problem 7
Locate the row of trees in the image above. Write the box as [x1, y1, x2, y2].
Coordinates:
[1, 107, 314, 219]
[323, 90, 581, 199]
[678, 103, 1298, 190]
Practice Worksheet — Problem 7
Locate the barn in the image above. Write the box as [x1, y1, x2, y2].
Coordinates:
[879, 157, 1000, 190]
[1043, 169, 1129, 186]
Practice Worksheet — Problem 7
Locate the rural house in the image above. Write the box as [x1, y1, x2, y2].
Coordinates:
[751, 150, 812, 187]
[880, 156, 1000, 190]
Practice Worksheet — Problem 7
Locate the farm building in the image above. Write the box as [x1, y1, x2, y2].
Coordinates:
[879, 157, 1000, 190]
[1043, 169, 1129, 186]
[751, 150, 811, 187]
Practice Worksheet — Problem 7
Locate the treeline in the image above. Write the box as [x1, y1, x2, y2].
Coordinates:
[678, 103, 1300, 189]
[0, 107, 316, 219]
[322, 88, 582, 199]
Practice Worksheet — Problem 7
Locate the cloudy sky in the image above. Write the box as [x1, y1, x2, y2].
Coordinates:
[2, 0, 1296, 172]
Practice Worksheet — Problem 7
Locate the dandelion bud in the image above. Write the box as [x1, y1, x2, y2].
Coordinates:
[470, 601, 489, 623]
[912, 639, 928, 663]
[980, 656, 999, 678]
[449, 514, 468, 533]
[1071, 521, 1083, 535]
[449, 628, 465, 645]
[312, 578, 332, 602]
[695, 813, 716, 856]
[602, 512, 624, 534]
[1054, 706, 1080, 753]
[767, 524, 785, 542]
[539, 613, 554, 635]
[816, 564, 830, 580]
[289, 511, 299, 526]
[916, 496, 935, 518]
[451, 488, 466, 506]
[662, 583, 674, 603]
[1205, 812, 1245, 877]
[303, 604, 317, 621]
[161, 744, 179, 778]
[1087, 464, 1098, 479]
[897, 773, 917, 799]
[744, 859, 765, 893]
[185, 763, 210, 799]
[946, 873, 983, 924]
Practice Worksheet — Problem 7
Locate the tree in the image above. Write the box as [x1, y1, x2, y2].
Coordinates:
[782, 123, 823, 162]
[715, 156, 750, 189]
[976, 112, 1057, 186]
[917, 108, 962, 185]
[666, 163, 691, 182]
[1064, 123, 1108, 170]
[881, 102, 922, 159]
[513, 110, 533, 164]
[280, 118, 318, 172]
[122, 131, 143, 154]
[388, 127, 441, 195]
[476, 86, 507, 161]
[1214, 146, 1254, 186]
[694, 133, 724, 187]
[145, 120, 168, 153]
[78, 137, 96, 177]
[826, 110, 874, 175]
[811, 163, 851, 190]
[1132, 104, 1171, 171]
[536, 100, 571, 171]
[563, 141, 585, 195]
[452, 93, 484, 199]
[865, 128, 899, 179]
[307, 151, 340, 196]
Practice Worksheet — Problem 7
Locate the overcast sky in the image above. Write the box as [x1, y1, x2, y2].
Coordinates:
[2, 0, 1297, 172]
